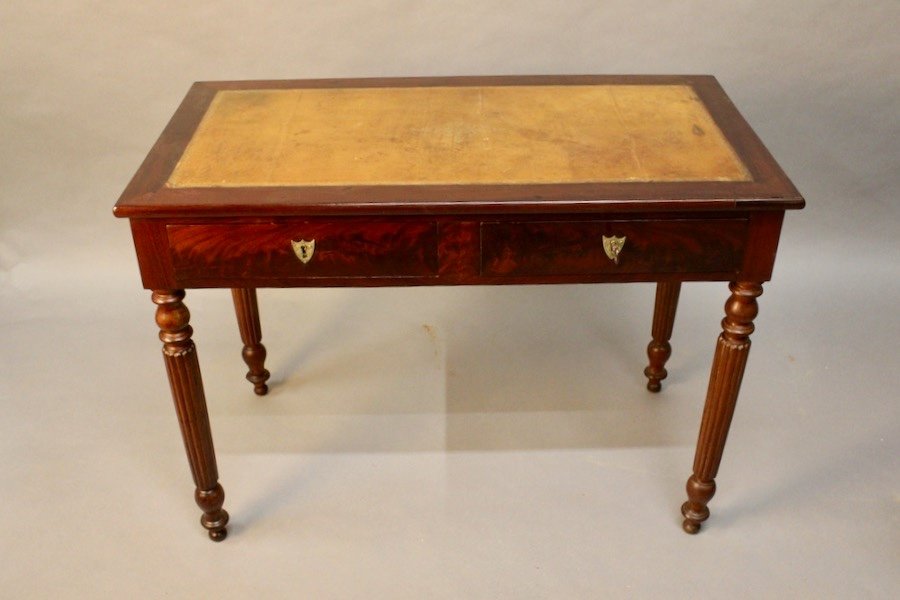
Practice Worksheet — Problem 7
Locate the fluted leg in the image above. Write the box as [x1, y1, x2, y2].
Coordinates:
[231, 288, 270, 395]
[644, 281, 681, 392]
[681, 281, 762, 534]
[153, 290, 229, 541]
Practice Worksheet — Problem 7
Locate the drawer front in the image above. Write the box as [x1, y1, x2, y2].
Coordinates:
[168, 220, 439, 282]
[481, 219, 748, 277]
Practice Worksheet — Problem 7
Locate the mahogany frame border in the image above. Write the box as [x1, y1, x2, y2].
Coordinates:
[113, 75, 804, 219]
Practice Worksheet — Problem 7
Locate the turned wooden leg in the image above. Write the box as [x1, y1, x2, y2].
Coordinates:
[232, 288, 270, 395]
[153, 290, 229, 541]
[681, 281, 762, 534]
[644, 281, 681, 392]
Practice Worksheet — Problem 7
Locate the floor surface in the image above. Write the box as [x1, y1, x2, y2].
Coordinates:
[1, 262, 898, 597]
[2, 1, 898, 597]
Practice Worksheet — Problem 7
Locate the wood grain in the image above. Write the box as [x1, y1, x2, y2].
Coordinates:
[115, 76, 804, 539]
[152, 290, 229, 541]
[481, 218, 747, 277]
[232, 288, 270, 395]
[645, 282, 681, 392]
[155, 215, 763, 289]
[113, 75, 804, 219]
[168, 219, 439, 283]
[682, 281, 763, 534]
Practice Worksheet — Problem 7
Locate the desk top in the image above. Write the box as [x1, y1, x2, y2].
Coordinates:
[167, 84, 751, 187]
[114, 75, 803, 217]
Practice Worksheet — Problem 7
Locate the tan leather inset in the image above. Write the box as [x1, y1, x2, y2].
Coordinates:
[167, 85, 751, 187]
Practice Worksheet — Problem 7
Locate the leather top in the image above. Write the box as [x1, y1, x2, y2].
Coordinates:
[166, 85, 751, 188]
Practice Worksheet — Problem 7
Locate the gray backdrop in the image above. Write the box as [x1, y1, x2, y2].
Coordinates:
[2, 2, 898, 597]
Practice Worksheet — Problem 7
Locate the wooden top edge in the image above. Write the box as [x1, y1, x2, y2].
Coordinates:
[114, 74, 805, 217]
[192, 74, 718, 90]
[113, 185, 804, 218]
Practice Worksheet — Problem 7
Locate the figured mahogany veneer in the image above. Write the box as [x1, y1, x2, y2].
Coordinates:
[168, 219, 439, 284]
[481, 218, 747, 277]
[164, 216, 752, 287]
[114, 75, 804, 541]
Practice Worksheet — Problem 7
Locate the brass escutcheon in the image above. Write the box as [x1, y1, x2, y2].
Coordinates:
[602, 235, 626, 265]
[291, 239, 315, 264]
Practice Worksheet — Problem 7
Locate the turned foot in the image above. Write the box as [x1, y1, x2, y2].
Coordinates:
[681, 281, 762, 533]
[645, 282, 681, 392]
[154, 290, 230, 541]
[232, 288, 270, 395]
[197, 484, 229, 541]
[644, 359, 667, 392]
[682, 519, 701, 535]
[208, 529, 228, 542]
[242, 346, 270, 396]
[681, 476, 715, 533]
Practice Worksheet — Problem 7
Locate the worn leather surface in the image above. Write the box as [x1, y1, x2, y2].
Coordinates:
[167, 85, 751, 187]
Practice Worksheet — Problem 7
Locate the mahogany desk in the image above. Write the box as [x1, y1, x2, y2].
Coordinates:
[114, 75, 804, 541]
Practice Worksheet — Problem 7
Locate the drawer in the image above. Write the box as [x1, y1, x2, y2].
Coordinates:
[481, 219, 748, 277]
[168, 220, 439, 282]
